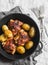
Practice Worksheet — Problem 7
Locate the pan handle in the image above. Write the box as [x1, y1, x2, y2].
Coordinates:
[35, 41, 43, 52]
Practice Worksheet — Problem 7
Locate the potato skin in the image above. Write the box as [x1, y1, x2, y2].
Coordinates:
[17, 46, 25, 54]
[4, 30, 13, 38]
[29, 27, 35, 37]
[0, 34, 7, 42]
[25, 41, 33, 50]
[2, 25, 8, 32]
[22, 23, 30, 31]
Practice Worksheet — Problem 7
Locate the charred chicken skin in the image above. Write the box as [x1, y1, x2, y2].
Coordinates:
[3, 39, 16, 55]
[8, 19, 23, 36]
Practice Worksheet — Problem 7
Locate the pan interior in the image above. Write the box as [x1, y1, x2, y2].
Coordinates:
[0, 13, 40, 60]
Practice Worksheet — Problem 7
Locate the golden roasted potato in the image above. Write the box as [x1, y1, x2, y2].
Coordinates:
[22, 23, 30, 31]
[4, 30, 13, 38]
[17, 46, 25, 54]
[0, 34, 7, 42]
[29, 27, 35, 37]
[25, 41, 33, 50]
[2, 25, 8, 32]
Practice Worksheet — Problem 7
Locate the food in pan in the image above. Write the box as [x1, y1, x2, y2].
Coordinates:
[25, 41, 33, 50]
[29, 27, 35, 37]
[2, 25, 8, 32]
[2, 39, 16, 55]
[0, 34, 7, 42]
[17, 46, 25, 54]
[0, 19, 35, 55]
[4, 30, 13, 38]
[22, 23, 30, 31]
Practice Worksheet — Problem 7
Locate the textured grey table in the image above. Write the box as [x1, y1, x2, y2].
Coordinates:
[0, 0, 48, 65]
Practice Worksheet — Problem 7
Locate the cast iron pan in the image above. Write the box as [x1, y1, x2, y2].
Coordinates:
[0, 13, 41, 60]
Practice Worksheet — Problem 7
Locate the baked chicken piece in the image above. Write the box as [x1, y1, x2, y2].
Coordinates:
[8, 19, 22, 36]
[2, 39, 16, 55]
[14, 29, 29, 46]
[15, 20, 23, 26]
[19, 29, 29, 42]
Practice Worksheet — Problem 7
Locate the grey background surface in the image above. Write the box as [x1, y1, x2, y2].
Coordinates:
[0, 0, 48, 65]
